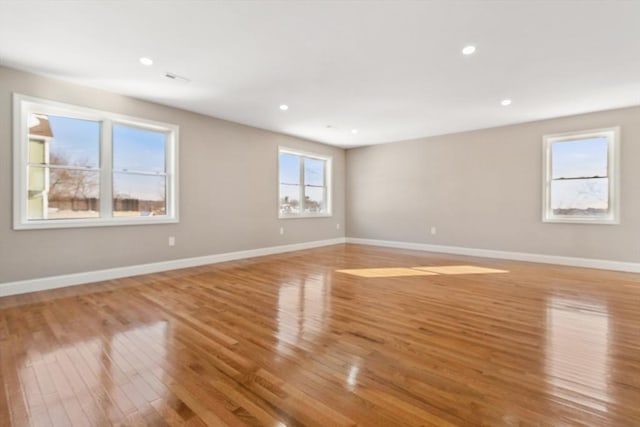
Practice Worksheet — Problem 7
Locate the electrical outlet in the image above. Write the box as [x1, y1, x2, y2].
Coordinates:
[279, 227, 285, 235]
[168, 236, 176, 246]
[336, 223, 341, 230]
[430, 227, 437, 235]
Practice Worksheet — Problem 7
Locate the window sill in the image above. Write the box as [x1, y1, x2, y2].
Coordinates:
[278, 213, 332, 220]
[542, 216, 619, 225]
[14, 216, 179, 230]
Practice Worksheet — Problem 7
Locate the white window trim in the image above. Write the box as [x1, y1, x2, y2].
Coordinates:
[542, 126, 620, 225]
[13, 93, 179, 230]
[278, 147, 332, 219]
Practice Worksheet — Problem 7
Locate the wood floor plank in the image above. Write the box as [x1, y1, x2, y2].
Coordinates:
[1, 244, 640, 426]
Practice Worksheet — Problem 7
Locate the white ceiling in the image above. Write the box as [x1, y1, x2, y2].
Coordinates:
[1, 1, 639, 148]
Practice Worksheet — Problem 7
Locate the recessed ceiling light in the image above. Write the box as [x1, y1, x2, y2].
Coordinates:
[351, 129, 358, 134]
[279, 104, 289, 111]
[462, 45, 476, 55]
[501, 99, 512, 106]
[139, 57, 154, 66]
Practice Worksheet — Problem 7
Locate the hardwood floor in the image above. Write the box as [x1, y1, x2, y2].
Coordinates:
[1, 243, 639, 426]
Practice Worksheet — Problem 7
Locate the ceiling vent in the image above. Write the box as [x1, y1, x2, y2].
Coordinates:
[165, 72, 191, 84]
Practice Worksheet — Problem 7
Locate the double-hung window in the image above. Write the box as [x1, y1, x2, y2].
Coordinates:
[278, 148, 332, 218]
[542, 127, 619, 224]
[13, 94, 179, 229]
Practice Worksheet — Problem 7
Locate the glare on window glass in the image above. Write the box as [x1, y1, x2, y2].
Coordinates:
[304, 186, 324, 212]
[279, 184, 301, 214]
[551, 179, 608, 216]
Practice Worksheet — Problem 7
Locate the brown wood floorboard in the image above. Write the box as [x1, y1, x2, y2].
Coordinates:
[0, 243, 639, 426]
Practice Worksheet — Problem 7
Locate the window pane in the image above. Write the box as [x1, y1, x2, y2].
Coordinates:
[278, 149, 331, 217]
[279, 153, 300, 184]
[304, 158, 324, 186]
[280, 184, 300, 214]
[551, 178, 608, 217]
[552, 137, 608, 179]
[28, 113, 100, 168]
[113, 125, 166, 172]
[304, 186, 325, 213]
[27, 167, 100, 220]
[113, 173, 166, 217]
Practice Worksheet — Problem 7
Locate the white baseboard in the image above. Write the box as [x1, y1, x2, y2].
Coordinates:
[346, 237, 640, 273]
[0, 237, 347, 298]
[4, 236, 636, 298]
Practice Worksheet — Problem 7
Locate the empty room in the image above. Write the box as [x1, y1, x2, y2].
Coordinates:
[1, 1, 639, 426]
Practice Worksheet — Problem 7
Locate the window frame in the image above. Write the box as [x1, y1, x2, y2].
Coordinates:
[278, 147, 332, 219]
[542, 127, 620, 225]
[13, 93, 179, 230]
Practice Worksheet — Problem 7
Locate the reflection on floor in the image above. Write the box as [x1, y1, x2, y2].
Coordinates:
[546, 297, 611, 413]
[0, 244, 639, 426]
[337, 264, 509, 277]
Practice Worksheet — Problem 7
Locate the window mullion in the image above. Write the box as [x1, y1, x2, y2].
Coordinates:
[164, 130, 172, 218]
[163, 132, 177, 217]
[323, 159, 327, 213]
[16, 105, 30, 225]
[611, 133, 619, 220]
[299, 156, 305, 215]
[43, 134, 50, 219]
[100, 119, 113, 218]
[607, 134, 614, 218]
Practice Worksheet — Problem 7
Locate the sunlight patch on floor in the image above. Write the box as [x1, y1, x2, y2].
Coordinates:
[413, 265, 509, 275]
[336, 265, 509, 278]
[335, 268, 438, 278]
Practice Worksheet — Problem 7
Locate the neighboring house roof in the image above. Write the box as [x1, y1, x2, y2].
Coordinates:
[29, 115, 53, 138]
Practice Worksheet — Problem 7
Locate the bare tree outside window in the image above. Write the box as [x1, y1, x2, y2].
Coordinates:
[47, 152, 99, 216]
[15, 94, 179, 229]
[27, 114, 101, 219]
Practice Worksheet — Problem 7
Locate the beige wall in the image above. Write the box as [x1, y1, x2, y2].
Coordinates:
[3, 65, 639, 285]
[346, 106, 640, 262]
[0, 66, 345, 283]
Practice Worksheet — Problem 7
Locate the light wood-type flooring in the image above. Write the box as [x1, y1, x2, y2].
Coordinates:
[1, 244, 639, 426]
